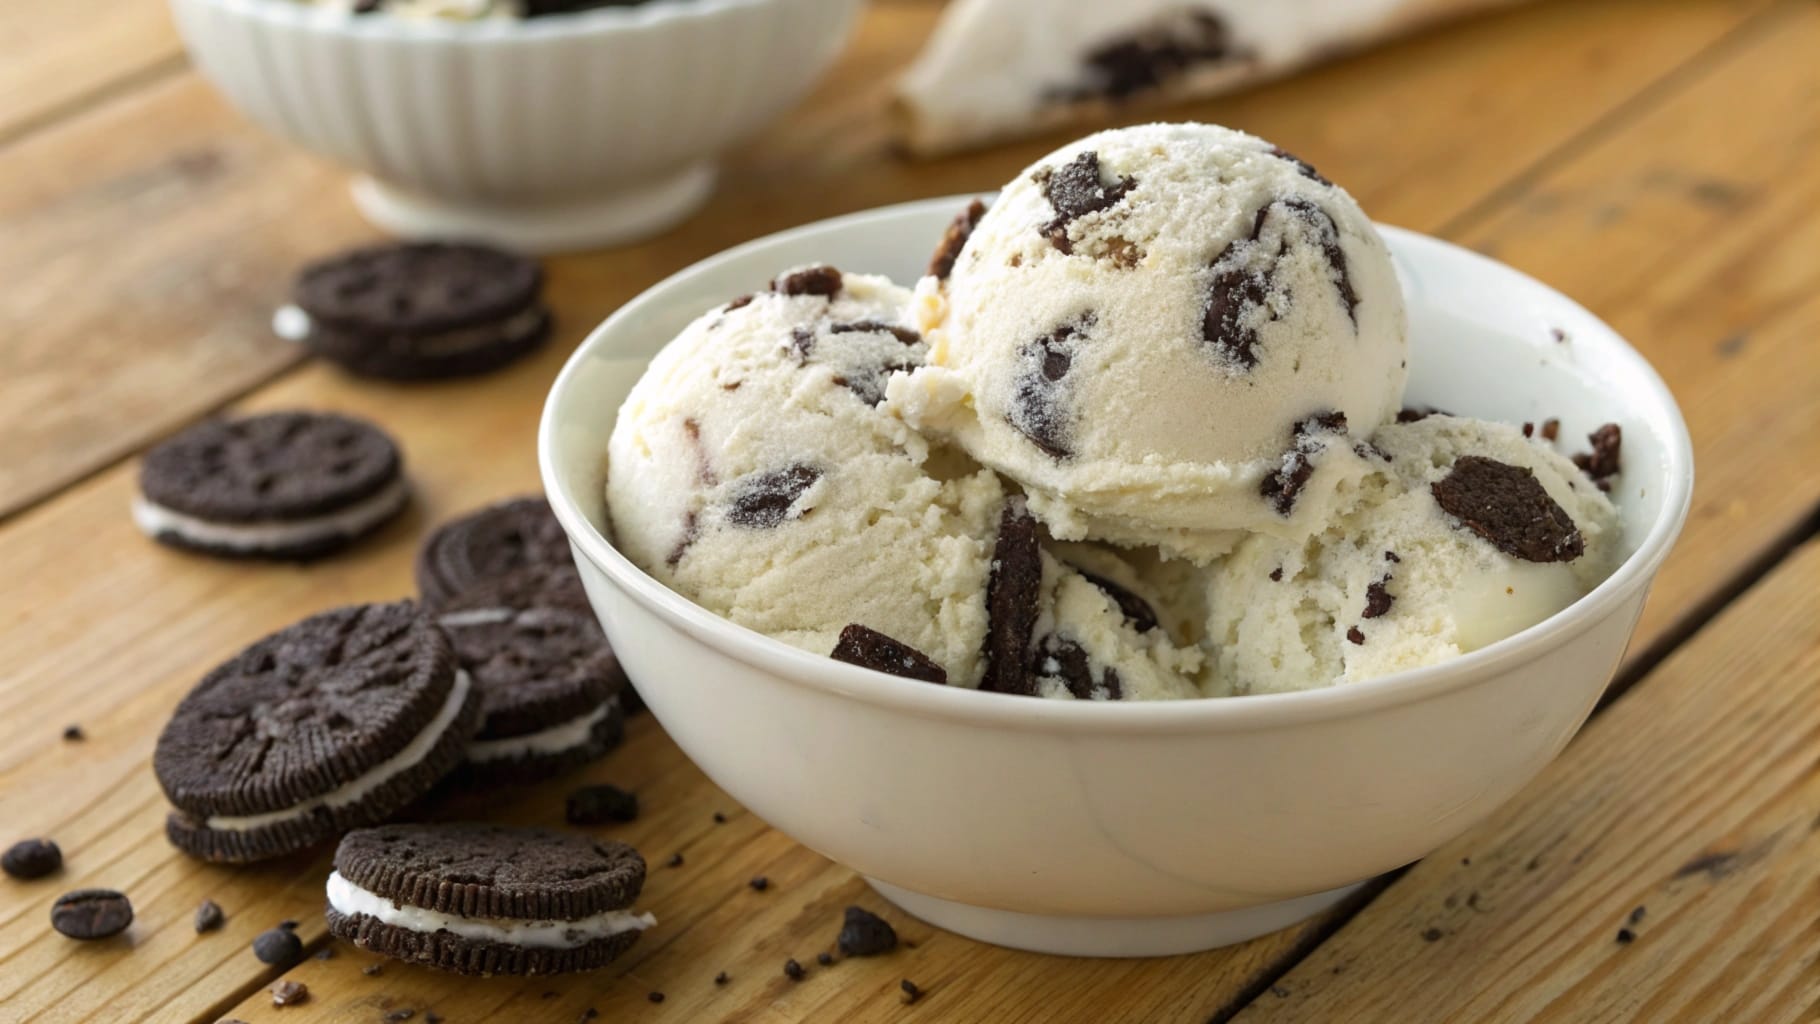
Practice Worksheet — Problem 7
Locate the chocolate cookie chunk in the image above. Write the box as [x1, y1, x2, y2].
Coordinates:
[1432, 456, 1585, 563]
[437, 606, 626, 785]
[134, 411, 408, 560]
[835, 906, 898, 957]
[980, 501, 1042, 696]
[727, 464, 822, 528]
[928, 198, 986, 279]
[1052, 9, 1235, 103]
[328, 824, 652, 976]
[830, 625, 947, 684]
[286, 242, 550, 380]
[1034, 634, 1124, 701]
[772, 265, 843, 299]
[416, 497, 577, 609]
[1078, 571, 1159, 633]
[1039, 151, 1136, 253]
[154, 601, 480, 863]
[1572, 423, 1623, 490]
[1008, 316, 1093, 459]
[1260, 412, 1348, 516]
[1204, 198, 1356, 369]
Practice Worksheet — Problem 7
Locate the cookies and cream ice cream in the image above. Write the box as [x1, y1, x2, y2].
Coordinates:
[890, 122, 1407, 562]
[1206, 415, 1620, 695]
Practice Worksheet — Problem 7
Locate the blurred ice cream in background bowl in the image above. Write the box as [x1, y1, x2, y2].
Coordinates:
[168, 0, 865, 251]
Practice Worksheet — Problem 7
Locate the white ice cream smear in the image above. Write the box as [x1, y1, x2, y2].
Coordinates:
[465, 699, 617, 763]
[326, 870, 654, 947]
[132, 478, 409, 553]
[272, 304, 312, 342]
[205, 670, 471, 832]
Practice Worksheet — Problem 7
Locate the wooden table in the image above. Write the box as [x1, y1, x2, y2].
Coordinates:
[3, 0, 1817, 1020]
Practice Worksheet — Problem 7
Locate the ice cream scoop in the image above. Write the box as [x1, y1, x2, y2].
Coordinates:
[1206, 415, 1620, 695]
[890, 122, 1409, 562]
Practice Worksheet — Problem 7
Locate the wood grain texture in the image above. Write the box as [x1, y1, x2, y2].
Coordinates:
[0, 0, 1776, 518]
[1231, 537, 1820, 1024]
[0, 0, 183, 142]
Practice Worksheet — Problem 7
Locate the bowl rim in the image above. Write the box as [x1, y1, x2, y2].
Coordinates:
[181, 0, 804, 39]
[538, 195, 1696, 735]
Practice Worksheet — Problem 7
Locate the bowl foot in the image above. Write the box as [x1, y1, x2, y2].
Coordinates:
[349, 163, 718, 253]
[865, 878, 1364, 958]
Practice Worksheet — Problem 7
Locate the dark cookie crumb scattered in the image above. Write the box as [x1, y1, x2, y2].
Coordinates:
[62, 724, 84, 742]
[385, 1010, 415, 1022]
[363, 963, 384, 976]
[254, 926, 304, 967]
[194, 899, 225, 934]
[666, 853, 684, 868]
[1268, 567, 1284, 582]
[784, 958, 806, 981]
[748, 876, 769, 892]
[1630, 906, 1647, 925]
[1432, 456, 1584, 563]
[713, 811, 727, 824]
[928, 199, 986, 280]
[1036, 634, 1125, 701]
[3, 838, 62, 880]
[1261, 412, 1347, 516]
[1362, 577, 1394, 619]
[647, 992, 666, 1004]
[714, 971, 730, 986]
[1572, 423, 1622, 489]
[831, 624, 948, 683]
[772, 265, 843, 299]
[1347, 626, 1366, 646]
[981, 501, 1043, 696]
[837, 906, 899, 957]
[1008, 315, 1093, 459]
[1205, 198, 1356, 369]
[566, 784, 639, 825]
[425, 1013, 442, 1023]
[817, 952, 835, 966]
[901, 979, 923, 1005]
[1616, 927, 1636, 944]
[1522, 422, 1535, 438]
[578, 1008, 598, 1022]
[270, 980, 309, 1007]
[724, 293, 754, 312]
[314, 946, 334, 960]
[1421, 927, 1443, 942]
[1385, 551, 1401, 563]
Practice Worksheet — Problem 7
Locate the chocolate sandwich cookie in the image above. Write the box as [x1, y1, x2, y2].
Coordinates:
[277, 242, 551, 380]
[134, 411, 409, 560]
[436, 603, 626, 785]
[416, 497, 578, 610]
[326, 823, 653, 975]
[154, 601, 480, 863]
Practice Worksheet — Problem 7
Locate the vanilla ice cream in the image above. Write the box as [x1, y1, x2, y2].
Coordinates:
[1206, 415, 1620, 695]
[891, 122, 1408, 562]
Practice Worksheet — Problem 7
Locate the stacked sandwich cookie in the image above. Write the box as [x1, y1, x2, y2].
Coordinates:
[154, 601, 480, 862]
[133, 411, 409, 560]
[276, 242, 551, 381]
[326, 824, 654, 975]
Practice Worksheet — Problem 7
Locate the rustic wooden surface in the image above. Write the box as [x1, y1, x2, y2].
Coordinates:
[1, 0, 1816, 1022]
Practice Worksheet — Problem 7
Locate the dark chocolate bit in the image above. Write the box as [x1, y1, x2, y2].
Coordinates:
[1261, 412, 1348, 516]
[1034, 635, 1124, 701]
[254, 926, 304, 967]
[789, 325, 816, 364]
[1432, 456, 1585, 562]
[1275, 198, 1356, 324]
[1362, 577, 1395, 619]
[51, 889, 132, 940]
[61, 724, 84, 742]
[1522, 422, 1535, 438]
[928, 198, 986, 280]
[1053, 10, 1234, 102]
[772, 265, 843, 298]
[1268, 567, 1284, 582]
[837, 906, 899, 957]
[666, 509, 699, 568]
[1204, 197, 1355, 368]
[748, 876, 770, 892]
[565, 784, 638, 825]
[666, 852, 684, 868]
[1397, 406, 1450, 423]
[1347, 626, 1366, 646]
[727, 464, 821, 528]
[829, 320, 921, 345]
[1008, 316, 1092, 459]
[1572, 423, 1622, 488]
[784, 958, 806, 981]
[714, 972, 730, 986]
[817, 952, 835, 966]
[1269, 146, 1332, 186]
[270, 981, 309, 1007]
[3, 838, 61, 880]
[723, 293, 754, 312]
[1616, 928, 1636, 945]
[1202, 259, 1271, 369]
[901, 979, 923, 1005]
[647, 992, 666, 1004]
[981, 501, 1042, 696]
[830, 625, 948, 684]
[1078, 570, 1159, 632]
[194, 899, 225, 933]
[1040, 152, 1135, 253]
[1385, 550, 1401, 563]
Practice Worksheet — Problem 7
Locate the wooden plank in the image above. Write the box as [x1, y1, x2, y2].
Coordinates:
[1228, 537, 1820, 1024]
[1446, 0, 1820, 656]
[0, 0, 183, 142]
[0, 0, 1775, 518]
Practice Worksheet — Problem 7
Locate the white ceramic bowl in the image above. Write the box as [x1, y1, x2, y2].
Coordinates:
[539, 198, 1693, 956]
[169, 0, 864, 251]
